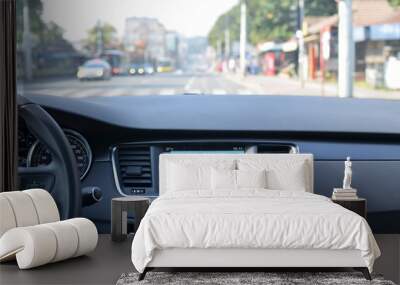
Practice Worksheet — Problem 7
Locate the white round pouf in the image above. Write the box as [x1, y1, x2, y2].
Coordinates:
[24, 189, 60, 224]
[0, 225, 57, 269]
[66, 218, 98, 257]
[42, 221, 79, 262]
[0, 196, 17, 237]
[0, 189, 98, 269]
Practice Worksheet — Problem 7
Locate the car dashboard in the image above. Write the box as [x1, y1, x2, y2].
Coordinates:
[18, 94, 400, 234]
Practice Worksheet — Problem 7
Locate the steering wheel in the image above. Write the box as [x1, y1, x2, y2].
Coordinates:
[18, 96, 81, 219]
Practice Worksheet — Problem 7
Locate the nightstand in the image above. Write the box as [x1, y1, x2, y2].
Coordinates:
[111, 196, 151, 242]
[332, 198, 367, 219]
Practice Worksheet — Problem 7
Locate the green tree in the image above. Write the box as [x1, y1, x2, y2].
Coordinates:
[208, 0, 337, 49]
[388, 0, 400, 6]
[38, 22, 75, 51]
[304, 0, 337, 16]
[84, 22, 118, 53]
[16, 0, 46, 45]
[16, 0, 72, 50]
[208, 5, 241, 52]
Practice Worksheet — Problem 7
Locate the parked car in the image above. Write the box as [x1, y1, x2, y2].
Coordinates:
[77, 59, 112, 80]
[129, 63, 146, 75]
[143, 63, 155, 75]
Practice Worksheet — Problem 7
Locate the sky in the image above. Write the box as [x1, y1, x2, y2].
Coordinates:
[42, 0, 238, 42]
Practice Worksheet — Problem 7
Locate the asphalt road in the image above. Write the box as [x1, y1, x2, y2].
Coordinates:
[22, 72, 261, 98]
[22, 71, 399, 99]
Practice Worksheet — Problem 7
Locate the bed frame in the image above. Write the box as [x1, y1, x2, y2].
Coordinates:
[139, 248, 371, 280]
[138, 154, 372, 281]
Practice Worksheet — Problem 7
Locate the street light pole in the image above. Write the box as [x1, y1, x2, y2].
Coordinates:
[217, 39, 222, 59]
[297, 0, 304, 88]
[22, 0, 32, 80]
[239, 0, 247, 76]
[224, 15, 230, 59]
[96, 20, 103, 56]
[224, 29, 230, 59]
[338, 0, 354, 98]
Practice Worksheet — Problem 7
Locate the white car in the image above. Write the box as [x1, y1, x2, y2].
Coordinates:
[77, 59, 112, 80]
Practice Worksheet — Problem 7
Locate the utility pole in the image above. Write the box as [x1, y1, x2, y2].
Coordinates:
[224, 29, 230, 59]
[22, 0, 32, 80]
[239, 0, 247, 76]
[224, 15, 230, 59]
[217, 39, 222, 60]
[338, 0, 354, 98]
[296, 0, 304, 88]
[96, 20, 103, 56]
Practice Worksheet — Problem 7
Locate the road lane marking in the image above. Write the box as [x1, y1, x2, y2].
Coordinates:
[26, 88, 78, 97]
[211, 89, 227, 95]
[28, 88, 55, 95]
[102, 88, 128, 97]
[184, 89, 202, 94]
[134, 89, 157, 96]
[51, 88, 81, 97]
[74, 88, 104, 98]
[237, 89, 253, 95]
[32, 88, 59, 96]
[159, 89, 175, 95]
[184, 76, 196, 92]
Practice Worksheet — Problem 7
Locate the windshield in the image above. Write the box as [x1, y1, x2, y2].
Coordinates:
[16, 0, 400, 98]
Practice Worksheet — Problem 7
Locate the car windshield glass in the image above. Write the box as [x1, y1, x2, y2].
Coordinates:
[16, 0, 400, 99]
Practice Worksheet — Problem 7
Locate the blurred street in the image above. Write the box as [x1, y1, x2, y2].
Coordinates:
[17, 0, 400, 100]
[22, 72, 262, 98]
[23, 72, 400, 99]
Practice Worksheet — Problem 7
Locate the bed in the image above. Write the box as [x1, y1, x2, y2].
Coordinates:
[131, 154, 380, 280]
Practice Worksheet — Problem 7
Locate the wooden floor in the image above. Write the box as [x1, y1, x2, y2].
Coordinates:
[0, 235, 134, 285]
[1, 234, 398, 285]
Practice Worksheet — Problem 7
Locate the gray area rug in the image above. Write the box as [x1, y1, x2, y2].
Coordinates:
[117, 272, 396, 285]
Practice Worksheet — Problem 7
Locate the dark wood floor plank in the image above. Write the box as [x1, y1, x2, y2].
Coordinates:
[0, 234, 133, 285]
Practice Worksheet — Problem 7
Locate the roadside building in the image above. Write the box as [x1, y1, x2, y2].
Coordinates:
[303, 15, 338, 81]
[280, 38, 298, 77]
[165, 31, 180, 68]
[124, 17, 166, 63]
[353, 1, 400, 88]
[300, 0, 400, 89]
[257, 41, 284, 76]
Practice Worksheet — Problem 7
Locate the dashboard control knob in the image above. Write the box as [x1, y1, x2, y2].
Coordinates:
[82, 186, 103, 207]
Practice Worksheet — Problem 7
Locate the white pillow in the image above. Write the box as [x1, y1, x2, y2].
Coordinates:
[167, 163, 211, 191]
[236, 169, 267, 189]
[211, 169, 268, 190]
[211, 168, 236, 190]
[238, 159, 308, 191]
[266, 162, 307, 191]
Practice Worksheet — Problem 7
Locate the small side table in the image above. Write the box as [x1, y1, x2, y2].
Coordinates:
[332, 198, 367, 219]
[111, 196, 150, 242]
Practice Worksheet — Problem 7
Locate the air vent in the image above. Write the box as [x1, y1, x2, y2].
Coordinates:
[257, 144, 298, 154]
[115, 145, 152, 194]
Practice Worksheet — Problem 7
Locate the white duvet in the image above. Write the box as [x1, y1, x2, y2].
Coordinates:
[131, 190, 380, 273]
